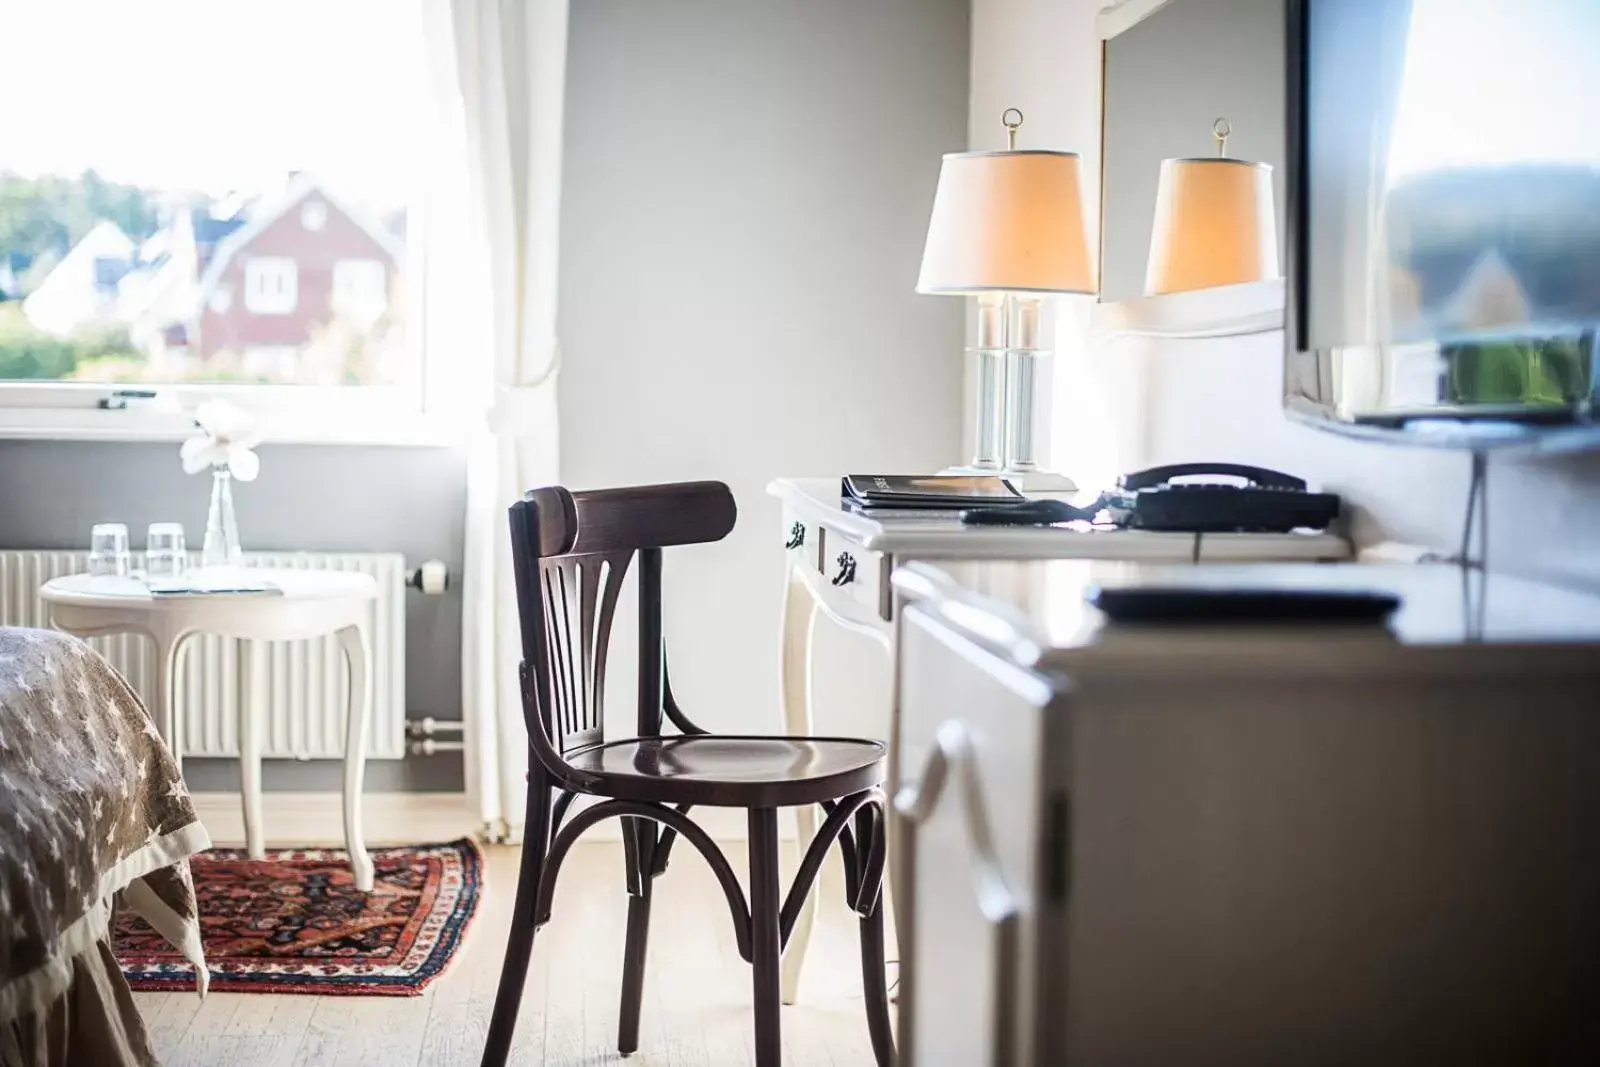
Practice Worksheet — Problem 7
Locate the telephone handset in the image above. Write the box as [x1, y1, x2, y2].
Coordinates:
[1116, 463, 1307, 493]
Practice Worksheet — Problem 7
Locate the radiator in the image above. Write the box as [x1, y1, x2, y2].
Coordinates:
[0, 551, 406, 760]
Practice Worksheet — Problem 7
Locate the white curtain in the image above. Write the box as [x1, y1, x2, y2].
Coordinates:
[424, 0, 569, 837]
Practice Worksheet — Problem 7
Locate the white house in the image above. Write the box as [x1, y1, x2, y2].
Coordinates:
[20, 220, 137, 337]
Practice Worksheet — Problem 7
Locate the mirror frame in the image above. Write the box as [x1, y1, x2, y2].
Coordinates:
[1092, 0, 1286, 340]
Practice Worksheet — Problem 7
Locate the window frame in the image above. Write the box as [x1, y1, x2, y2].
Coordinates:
[0, 202, 449, 447]
[0, 380, 456, 445]
[0, 178, 452, 448]
[0, 16, 458, 450]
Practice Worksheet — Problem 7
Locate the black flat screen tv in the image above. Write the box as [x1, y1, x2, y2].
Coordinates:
[1284, 0, 1600, 450]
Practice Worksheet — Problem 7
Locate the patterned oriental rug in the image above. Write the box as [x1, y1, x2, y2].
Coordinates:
[114, 839, 483, 996]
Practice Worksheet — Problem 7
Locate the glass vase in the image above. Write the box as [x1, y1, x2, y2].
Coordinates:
[200, 467, 243, 570]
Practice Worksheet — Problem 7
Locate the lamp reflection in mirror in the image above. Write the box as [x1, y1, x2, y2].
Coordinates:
[1145, 119, 1279, 297]
[917, 109, 1095, 484]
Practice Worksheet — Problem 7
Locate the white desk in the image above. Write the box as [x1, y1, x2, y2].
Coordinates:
[767, 477, 1350, 1002]
[41, 570, 378, 890]
[892, 559, 1600, 1065]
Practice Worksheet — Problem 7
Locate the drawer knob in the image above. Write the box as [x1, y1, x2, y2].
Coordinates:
[785, 522, 805, 550]
[831, 552, 857, 587]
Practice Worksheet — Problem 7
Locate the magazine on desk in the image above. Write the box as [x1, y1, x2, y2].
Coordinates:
[840, 474, 1026, 516]
[145, 572, 283, 597]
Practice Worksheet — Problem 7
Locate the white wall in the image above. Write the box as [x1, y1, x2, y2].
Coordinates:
[975, 0, 1600, 585]
[559, 0, 970, 741]
[1116, 328, 1600, 584]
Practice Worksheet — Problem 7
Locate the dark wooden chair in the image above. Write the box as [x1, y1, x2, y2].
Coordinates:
[480, 481, 894, 1067]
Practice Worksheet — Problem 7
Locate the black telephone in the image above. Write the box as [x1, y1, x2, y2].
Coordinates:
[962, 463, 1341, 533]
[1105, 463, 1339, 532]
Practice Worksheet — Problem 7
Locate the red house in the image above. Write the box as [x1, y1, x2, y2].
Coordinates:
[189, 174, 404, 384]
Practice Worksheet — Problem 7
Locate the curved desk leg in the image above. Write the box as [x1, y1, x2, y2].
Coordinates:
[779, 564, 820, 1006]
[239, 640, 268, 861]
[339, 623, 375, 892]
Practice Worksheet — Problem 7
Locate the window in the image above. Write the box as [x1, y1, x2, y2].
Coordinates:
[244, 258, 298, 315]
[332, 259, 388, 327]
[93, 257, 130, 294]
[0, 0, 438, 438]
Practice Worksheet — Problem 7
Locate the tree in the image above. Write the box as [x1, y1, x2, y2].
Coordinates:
[0, 302, 82, 379]
[0, 169, 162, 272]
[0, 302, 141, 382]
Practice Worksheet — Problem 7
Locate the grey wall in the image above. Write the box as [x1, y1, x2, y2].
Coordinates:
[559, 0, 969, 743]
[0, 441, 467, 791]
[1100, 0, 1287, 302]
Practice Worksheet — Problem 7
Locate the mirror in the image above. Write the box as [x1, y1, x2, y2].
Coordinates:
[1099, 0, 1287, 308]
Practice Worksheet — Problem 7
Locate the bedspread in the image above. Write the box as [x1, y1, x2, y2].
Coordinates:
[0, 627, 210, 1026]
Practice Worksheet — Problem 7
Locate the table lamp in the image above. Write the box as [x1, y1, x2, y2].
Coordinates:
[1145, 119, 1279, 296]
[917, 109, 1095, 492]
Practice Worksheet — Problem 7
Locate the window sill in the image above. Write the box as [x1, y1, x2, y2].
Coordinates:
[0, 407, 466, 448]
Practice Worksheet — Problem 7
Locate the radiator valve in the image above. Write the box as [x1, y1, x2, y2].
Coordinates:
[408, 559, 450, 594]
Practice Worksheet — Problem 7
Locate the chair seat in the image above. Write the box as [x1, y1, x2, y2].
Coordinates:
[565, 735, 886, 808]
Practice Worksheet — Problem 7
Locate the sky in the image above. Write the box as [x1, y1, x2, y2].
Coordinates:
[0, 0, 433, 209]
[1387, 0, 1600, 178]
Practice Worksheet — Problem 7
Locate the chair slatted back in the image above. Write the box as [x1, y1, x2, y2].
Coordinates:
[509, 481, 737, 761]
[540, 553, 630, 753]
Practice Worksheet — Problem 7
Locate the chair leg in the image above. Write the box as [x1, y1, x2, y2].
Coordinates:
[854, 799, 895, 1067]
[617, 894, 654, 1055]
[618, 817, 657, 1055]
[748, 808, 783, 1067]
[859, 902, 895, 1067]
[481, 781, 553, 1067]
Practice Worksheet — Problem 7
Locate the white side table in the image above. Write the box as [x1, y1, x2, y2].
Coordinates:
[41, 569, 379, 890]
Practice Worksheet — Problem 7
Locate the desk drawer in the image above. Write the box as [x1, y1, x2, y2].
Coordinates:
[819, 529, 889, 621]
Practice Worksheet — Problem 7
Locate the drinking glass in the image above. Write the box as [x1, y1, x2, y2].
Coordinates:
[88, 523, 131, 577]
[146, 523, 188, 579]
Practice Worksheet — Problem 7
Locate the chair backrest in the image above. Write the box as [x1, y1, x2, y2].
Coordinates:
[508, 481, 737, 767]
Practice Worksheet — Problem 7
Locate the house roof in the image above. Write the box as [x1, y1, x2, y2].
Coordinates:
[192, 212, 248, 248]
[191, 172, 405, 312]
[1438, 249, 1532, 333]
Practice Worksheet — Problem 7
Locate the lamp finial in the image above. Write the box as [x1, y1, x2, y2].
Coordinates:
[1002, 108, 1024, 151]
[1212, 117, 1232, 157]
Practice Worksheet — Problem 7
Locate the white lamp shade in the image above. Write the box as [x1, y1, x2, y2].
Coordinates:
[917, 150, 1095, 295]
[1144, 158, 1279, 296]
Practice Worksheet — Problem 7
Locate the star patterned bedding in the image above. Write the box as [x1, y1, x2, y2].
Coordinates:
[0, 627, 210, 1040]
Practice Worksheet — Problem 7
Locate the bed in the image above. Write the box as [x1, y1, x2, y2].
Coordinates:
[0, 627, 210, 1067]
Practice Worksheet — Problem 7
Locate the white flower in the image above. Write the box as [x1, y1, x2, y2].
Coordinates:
[181, 400, 262, 482]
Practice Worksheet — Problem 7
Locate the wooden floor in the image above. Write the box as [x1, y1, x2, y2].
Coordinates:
[134, 841, 895, 1066]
